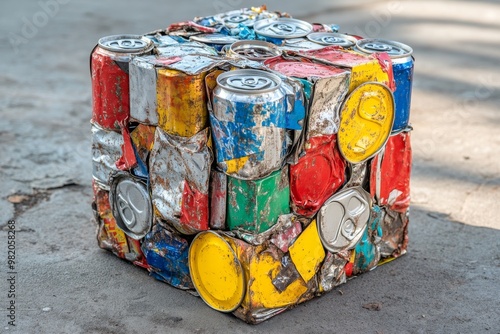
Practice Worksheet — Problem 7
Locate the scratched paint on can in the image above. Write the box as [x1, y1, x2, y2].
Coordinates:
[150, 127, 212, 235]
[290, 135, 346, 217]
[392, 60, 413, 131]
[157, 68, 208, 137]
[91, 123, 124, 190]
[126, 236, 149, 269]
[300, 47, 390, 93]
[91, 48, 130, 130]
[141, 224, 194, 289]
[209, 170, 227, 230]
[227, 167, 290, 234]
[225, 237, 313, 311]
[370, 130, 412, 212]
[265, 57, 350, 137]
[93, 184, 130, 258]
[289, 220, 326, 282]
[318, 250, 349, 293]
[130, 124, 156, 163]
[379, 207, 409, 258]
[189, 231, 245, 312]
[353, 205, 383, 274]
[129, 56, 159, 125]
[338, 82, 395, 164]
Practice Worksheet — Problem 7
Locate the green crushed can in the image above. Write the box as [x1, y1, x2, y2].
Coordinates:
[227, 167, 290, 233]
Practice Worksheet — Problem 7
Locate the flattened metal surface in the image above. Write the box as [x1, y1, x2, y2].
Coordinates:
[189, 231, 245, 312]
[338, 82, 394, 163]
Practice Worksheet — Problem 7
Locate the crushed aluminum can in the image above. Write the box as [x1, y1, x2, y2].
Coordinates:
[130, 54, 223, 129]
[210, 69, 291, 179]
[337, 82, 395, 164]
[288, 219, 326, 283]
[254, 18, 313, 45]
[231, 213, 304, 247]
[92, 183, 130, 259]
[156, 41, 218, 57]
[109, 172, 153, 240]
[355, 39, 414, 132]
[352, 205, 383, 275]
[298, 46, 392, 93]
[91, 35, 154, 131]
[141, 224, 194, 289]
[379, 207, 410, 258]
[189, 232, 316, 323]
[318, 249, 350, 293]
[228, 40, 282, 61]
[190, 33, 239, 52]
[264, 57, 350, 138]
[189, 231, 246, 312]
[227, 167, 290, 234]
[129, 124, 156, 177]
[125, 236, 149, 269]
[279, 38, 327, 52]
[150, 127, 212, 235]
[209, 170, 227, 230]
[214, 6, 279, 29]
[317, 187, 372, 253]
[157, 66, 208, 137]
[370, 129, 412, 213]
[91, 122, 123, 190]
[290, 135, 346, 217]
[307, 32, 358, 49]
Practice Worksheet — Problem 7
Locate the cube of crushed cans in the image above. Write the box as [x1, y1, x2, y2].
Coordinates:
[90, 4, 414, 324]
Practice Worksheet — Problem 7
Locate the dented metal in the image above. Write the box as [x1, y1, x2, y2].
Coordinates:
[150, 128, 212, 235]
[90, 8, 414, 325]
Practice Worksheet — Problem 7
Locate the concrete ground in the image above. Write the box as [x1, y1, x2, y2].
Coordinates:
[1, 0, 499, 333]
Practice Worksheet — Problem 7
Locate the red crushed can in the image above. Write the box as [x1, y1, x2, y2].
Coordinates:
[91, 35, 153, 130]
[370, 129, 412, 212]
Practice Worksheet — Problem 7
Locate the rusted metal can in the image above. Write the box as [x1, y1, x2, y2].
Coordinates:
[290, 135, 346, 217]
[264, 57, 350, 139]
[370, 129, 412, 213]
[355, 39, 414, 132]
[299, 46, 392, 93]
[254, 18, 313, 45]
[189, 231, 317, 323]
[109, 172, 153, 240]
[91, 122, 124, 190]
[379, 207, 409, 258]
[91, 35, 154, 130]
[92, 183, 130, 259]
[209, 170, 227, 230]
[351, 205, 383, 275]
[227, 167, 290, 234]
[214, 6, 279, 29]
[317, 187, 372, 253]
[306, 32, 358, 49]
[150, 127, 212, 235]
[157, 66, 209, 137]
[228, 40, 282, 61]
[141, 224, 194, 289]
[211, 69, 290, 179]
[190, 33, 239, 51]
[156, 41, 218, 57]
[279, 38, 326, 52]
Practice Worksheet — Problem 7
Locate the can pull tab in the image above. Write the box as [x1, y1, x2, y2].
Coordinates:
[270, 23, 296, 35]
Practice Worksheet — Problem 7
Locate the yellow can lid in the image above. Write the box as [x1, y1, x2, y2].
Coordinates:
[338, 82, 394, 163]
[189, 231, 245, 312]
